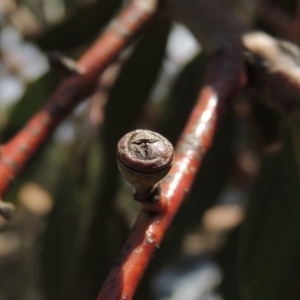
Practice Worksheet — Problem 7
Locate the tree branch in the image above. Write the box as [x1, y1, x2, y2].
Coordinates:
[96, 48, 247, 300]
[0, 0, 158, 202]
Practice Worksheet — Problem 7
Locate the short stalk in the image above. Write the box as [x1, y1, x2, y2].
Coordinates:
[116, 129, 174, 204]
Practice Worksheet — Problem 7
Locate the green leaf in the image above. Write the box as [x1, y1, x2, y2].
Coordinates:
[36, 0, 121, 52]
[103, 17, 172, 147]
[239, 122, 300, 300]
[159, 54, 206, 144]
[67, 16, 172, 300]
[2, 71, 62, 142]
[137, 54, 236, 298]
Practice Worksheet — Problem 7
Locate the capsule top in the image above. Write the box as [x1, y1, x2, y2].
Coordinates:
[116, 130, 174, 174]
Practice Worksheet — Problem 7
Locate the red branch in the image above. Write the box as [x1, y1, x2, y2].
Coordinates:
[0, 0, 157, 198]
[96, 51, 247, 300]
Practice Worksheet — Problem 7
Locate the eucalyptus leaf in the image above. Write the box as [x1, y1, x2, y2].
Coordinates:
[2, 71, 62, 142]
[239, 123, 300, 300]
[68, 16, 172, 300]
[36, 0, 121, 52]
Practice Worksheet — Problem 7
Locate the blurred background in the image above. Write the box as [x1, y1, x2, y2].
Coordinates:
[0, 0, 300, 299]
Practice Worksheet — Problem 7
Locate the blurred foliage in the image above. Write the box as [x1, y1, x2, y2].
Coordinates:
[239, 121, 300, 300]
[35, 0, 122, 52]
[2, 71, 63, 142]
[1, 0, 300, 300]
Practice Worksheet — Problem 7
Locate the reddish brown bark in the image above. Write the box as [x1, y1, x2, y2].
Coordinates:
[0, 0, 157, 198]
[96, 50, 247, 300]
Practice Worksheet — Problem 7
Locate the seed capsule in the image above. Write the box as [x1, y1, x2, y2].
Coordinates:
[116, 130, 174, 202]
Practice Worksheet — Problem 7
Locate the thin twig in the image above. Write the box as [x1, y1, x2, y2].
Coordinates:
[0, 0, 158, 199]
[96, 49, 246, 300]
